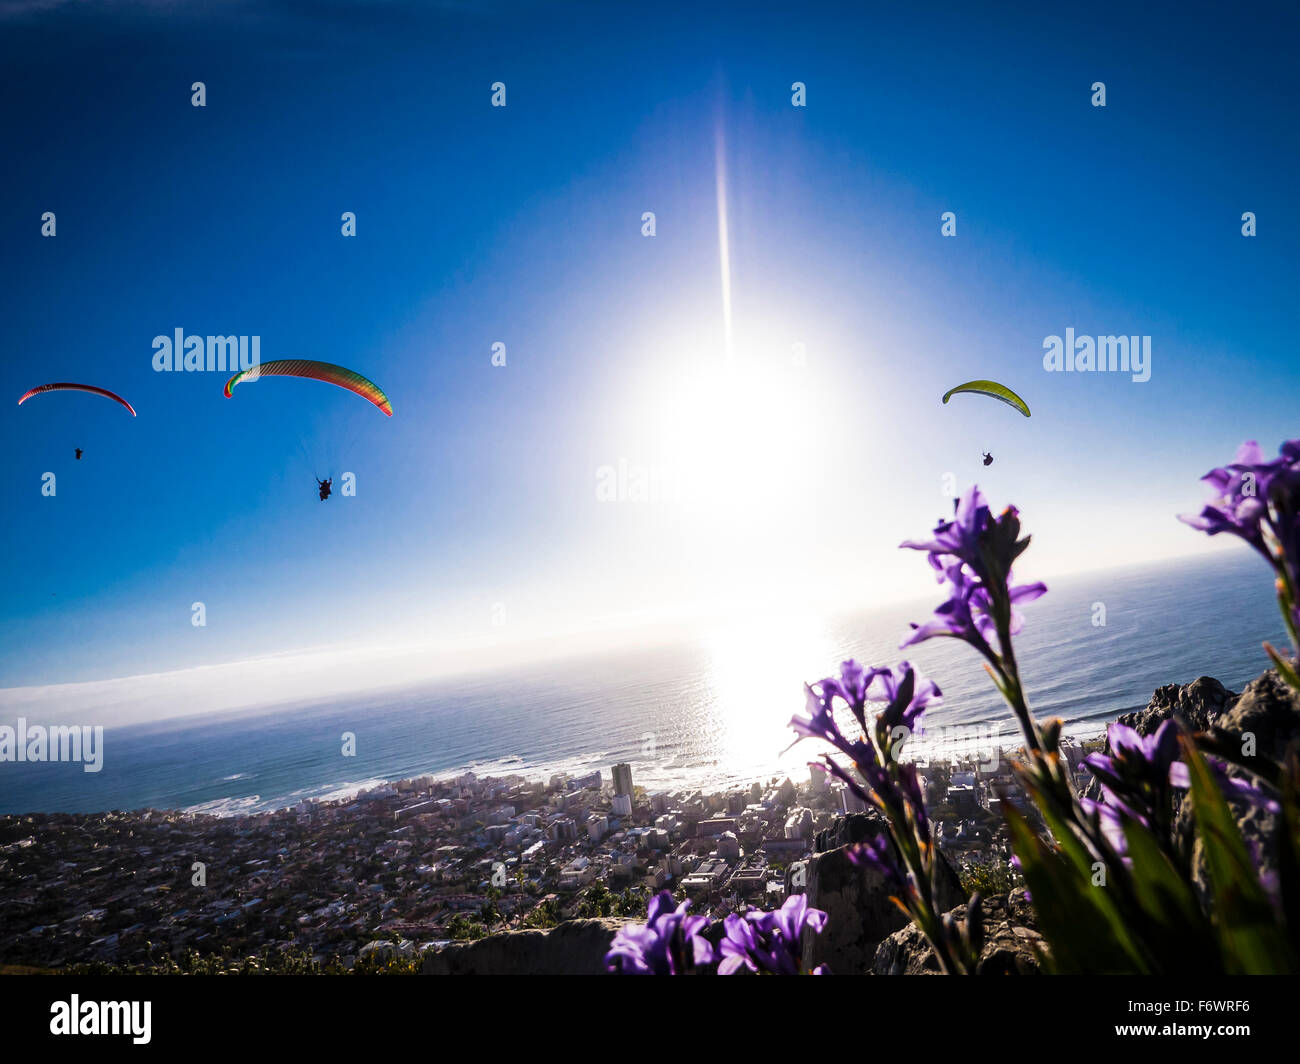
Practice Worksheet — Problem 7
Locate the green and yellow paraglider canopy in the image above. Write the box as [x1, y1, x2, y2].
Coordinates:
[941, 379, 1030, 418]
[223, 359, 393, 416]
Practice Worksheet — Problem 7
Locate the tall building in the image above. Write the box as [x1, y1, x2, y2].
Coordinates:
[612, 762, 634, 797]
[839, 785, 868, 815]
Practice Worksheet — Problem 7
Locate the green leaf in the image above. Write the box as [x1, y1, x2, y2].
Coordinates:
[1181, 737, 1295, 973]
[1275, 749, 1300, 962]
[1264, 642, 1300, 695]
[1002, 799, 1146, 973]
[1119, 813, 1218, 972]
[1017, 773, 1150, 970]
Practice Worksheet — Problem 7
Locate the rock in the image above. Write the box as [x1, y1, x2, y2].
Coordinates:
[800, 824, 965, 975]
[873, 890, 1044, 975]
[1213, 669, 1300, 762]
[1120, 675, 1236, 737]
[813, 811, 886, 853]
[421, 918, 626, 975]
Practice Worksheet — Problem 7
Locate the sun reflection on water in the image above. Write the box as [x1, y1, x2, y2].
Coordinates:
[699, 611, 839, 783]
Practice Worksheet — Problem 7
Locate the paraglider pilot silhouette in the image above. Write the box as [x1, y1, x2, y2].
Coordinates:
[982, 452, 993, 466]
[75, 448, 83, 460]
[221, 360, 392, 504]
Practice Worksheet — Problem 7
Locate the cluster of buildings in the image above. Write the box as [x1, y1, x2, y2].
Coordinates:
[0, 744, 1071, 969]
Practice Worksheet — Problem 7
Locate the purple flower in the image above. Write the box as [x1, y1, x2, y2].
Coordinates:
[869, 662, 942, 734]
[1080, 796, 1131, 856]
[1085, 720, 1282, 866]
[1179, 440, 1286, 559]
[819, 659, 880, 727]
[791, 661, 939, 754]
[605, 890, 714, 974]
[897, 761, 931, 846]
[1084, 720, 1184, 829]
[718, 894, 828, 975]
[1167, 759, 1282, 815]
[901, 485, 994, 578]
[789, 680, 878, 770]
[900, 488, 1046, 655]
[1180, 439, 1300, 639]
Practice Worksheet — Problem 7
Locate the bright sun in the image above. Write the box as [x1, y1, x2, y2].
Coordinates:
[622, 348, 831, 607]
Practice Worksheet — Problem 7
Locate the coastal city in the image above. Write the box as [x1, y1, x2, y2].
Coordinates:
[0, 740, 1095, 972]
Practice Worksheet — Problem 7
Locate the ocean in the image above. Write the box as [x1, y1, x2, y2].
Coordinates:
[0, 550, 1287, 816]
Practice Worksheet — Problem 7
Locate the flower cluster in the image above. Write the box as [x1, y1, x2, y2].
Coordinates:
[605, 891, 714, 975]
[791, 658, 978, 973]
[1083, 718, 1281, 859]
[719, 894, 829, 975]
[605, 890, 828, 975]
[1181, 438, 1300, 660]
[783, 448, 1300, 975]
[1082, 720, 1185, 852]
[791, 660, 938, 836]
[900, 486, 1047, 658]
[900, 487, 1047, 751]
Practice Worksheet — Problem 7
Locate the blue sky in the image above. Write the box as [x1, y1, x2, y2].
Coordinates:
[1, 0, 1297, 701]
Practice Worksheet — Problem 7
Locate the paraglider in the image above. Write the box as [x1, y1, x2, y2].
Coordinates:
[941, 379, 1030, 418]
[75, 448, 83, 460]
[223, 359, 393, 416]
[224, 360, 390, 505]
[18, 382, 137, 417]
[982, 452, 993, 466]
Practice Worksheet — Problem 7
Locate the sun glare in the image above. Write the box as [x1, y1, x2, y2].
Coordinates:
[702, 611, 836, 780]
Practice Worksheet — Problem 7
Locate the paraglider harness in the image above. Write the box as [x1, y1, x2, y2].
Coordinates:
[317, 477, 333, 501]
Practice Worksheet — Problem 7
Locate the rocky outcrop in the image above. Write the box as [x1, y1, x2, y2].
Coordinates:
[1119, 675, 1236, 737]
[874, 889, 1042, 975]
[800, 820, 966, 975]
[421, 918, 626, 975]
[813, 811, 885, 853]
[1212, 669, 1300, 761]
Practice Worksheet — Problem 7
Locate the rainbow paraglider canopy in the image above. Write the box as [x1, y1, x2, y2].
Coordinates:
[223, 359, 393, 416]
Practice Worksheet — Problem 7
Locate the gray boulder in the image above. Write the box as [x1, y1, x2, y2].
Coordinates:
[1213, 669, 1300, 762]
[813, 811, 885, 853]
[421, 918, 626, 975]
[874, 889, 1043, 975]
[1118, 675, 1236, 737]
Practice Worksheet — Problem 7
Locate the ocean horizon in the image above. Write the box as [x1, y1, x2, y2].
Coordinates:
[0, 548, 1285, 817]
